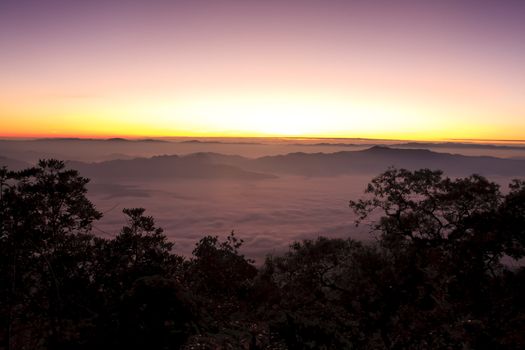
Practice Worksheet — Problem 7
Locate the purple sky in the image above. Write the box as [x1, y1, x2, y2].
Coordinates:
[1, 0, 524, 139]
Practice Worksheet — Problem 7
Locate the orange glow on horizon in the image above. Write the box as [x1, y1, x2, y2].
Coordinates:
[1, 1, 524, 142]
[2, 89, 524, 142]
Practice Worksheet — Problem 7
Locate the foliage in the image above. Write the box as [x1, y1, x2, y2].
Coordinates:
[1, 162, 524, 349]
[189, 231, 257, 296]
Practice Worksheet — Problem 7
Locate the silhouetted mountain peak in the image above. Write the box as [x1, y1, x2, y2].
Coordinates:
[106, 138, 128, 142]
[363, 145, 392, 152]
[361, 145, 435, 155]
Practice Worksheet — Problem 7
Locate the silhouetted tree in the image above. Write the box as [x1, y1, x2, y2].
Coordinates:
[117, 276, 195, 350]
[348, 168, 525, 348]
[1, 161, 524, 349]
[189, 231, 256, 296]
[0, 160, 101, 348]
[182, 232, 258, 348]
[94, 208, 181, 299]
[81, 208, 186, 349]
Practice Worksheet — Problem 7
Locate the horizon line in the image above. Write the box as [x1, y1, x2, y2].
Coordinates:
[1, 135, 525, 144]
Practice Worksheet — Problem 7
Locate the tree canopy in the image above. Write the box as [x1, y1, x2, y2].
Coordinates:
[0, 162, 524, 349]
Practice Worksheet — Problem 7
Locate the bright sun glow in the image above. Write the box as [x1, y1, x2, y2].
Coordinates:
[1, 1, 524, 140]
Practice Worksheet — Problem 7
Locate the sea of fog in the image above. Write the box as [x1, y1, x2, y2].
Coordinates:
[2, 137, 525, 261]
[88, 175, 374, 261]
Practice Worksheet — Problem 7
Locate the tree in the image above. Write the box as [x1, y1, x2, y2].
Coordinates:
[348, 168, 525, 348]
[181, 232, 259, 348]
[0, 160, 102, 348]
[87, 208, 185, 347]
[189, 231, 256, 296]
[117, 276, 195, 350]
[497, 179, 525, 259]
[96, 208, 181, 295]
[2, 160, 524, 349]
[348, 168, 525, 268]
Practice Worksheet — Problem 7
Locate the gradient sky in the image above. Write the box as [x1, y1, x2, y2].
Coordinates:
[1, 0, 524, 140]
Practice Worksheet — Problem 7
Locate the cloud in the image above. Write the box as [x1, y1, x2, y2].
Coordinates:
[88, 175, 372, 261]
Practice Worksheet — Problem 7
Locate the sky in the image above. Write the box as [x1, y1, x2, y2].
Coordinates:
[1, 0, 524, 140]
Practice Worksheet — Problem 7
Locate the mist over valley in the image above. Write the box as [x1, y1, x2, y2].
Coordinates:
[3, 137, 524, 260]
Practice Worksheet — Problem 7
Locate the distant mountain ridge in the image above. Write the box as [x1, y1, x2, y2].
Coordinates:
[178, 146, 524, 177]
[0, 156, 30, 170]
[294, 141, 525, 151]
[3, 146, 524, 179]
[239, 146, 525, 176]
[67, 154, 277, 180]
[31, 137, 168, 143]
[62, 146, 525, 180]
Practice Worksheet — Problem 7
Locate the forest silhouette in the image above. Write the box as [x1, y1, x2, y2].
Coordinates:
[0, 160, 524, 349]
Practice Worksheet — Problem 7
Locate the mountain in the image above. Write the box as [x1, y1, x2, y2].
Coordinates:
[65, 146, 525, 180]
[67, 154, 276, 180]
[292, 141, 525, 151]
[32, 137, 167, 143]
[0, 156, 31, 170]
[207, 146, 525, 177]
[180, 140, 261, 145]
[395, 142, 525, 150]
